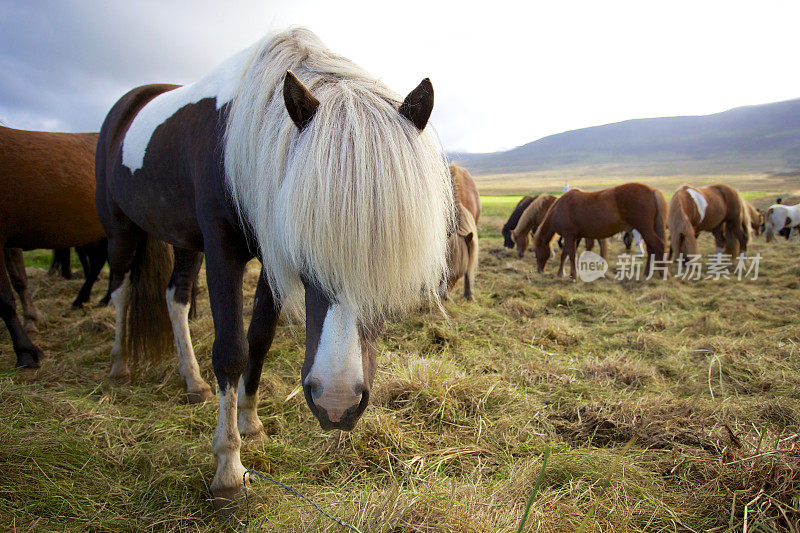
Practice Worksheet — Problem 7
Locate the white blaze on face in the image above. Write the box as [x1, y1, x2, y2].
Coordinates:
[121, 45, 257, 173]
[687, 188, 708, 223]
[305, 304, 364, 422]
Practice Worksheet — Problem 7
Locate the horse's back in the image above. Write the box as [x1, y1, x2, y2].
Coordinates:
[96, 84, 181, 182]
[0, 127, 103, 247]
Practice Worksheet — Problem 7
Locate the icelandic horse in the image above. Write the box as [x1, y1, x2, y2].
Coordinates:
[502, 195, 536, 248]
[532, 183, 667, 279]
[94, 28, 454, 508]
[441, 164, 480, 300]
[667, 184, 750, 260]
[764, 203, 800, 242]
[0, 126, 111, 368]
[512, 193, 608, 264]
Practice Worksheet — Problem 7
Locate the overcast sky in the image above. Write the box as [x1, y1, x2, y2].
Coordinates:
[2, 1, 800, 153]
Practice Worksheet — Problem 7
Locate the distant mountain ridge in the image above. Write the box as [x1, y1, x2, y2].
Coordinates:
[449, 98, 800, 176]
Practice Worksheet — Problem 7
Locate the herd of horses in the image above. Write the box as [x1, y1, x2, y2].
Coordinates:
[496, 181, 796, 282]
[1, 27, 798, 512]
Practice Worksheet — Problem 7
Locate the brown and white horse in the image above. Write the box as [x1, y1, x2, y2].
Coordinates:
[533, 183, 667, 279]
[0, 126, 111, 368]
[441, 164, 479, 300]
[667, 184, 750, 259]
[95, 28, 453, 508]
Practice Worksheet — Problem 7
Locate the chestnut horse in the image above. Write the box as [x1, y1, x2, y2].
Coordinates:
[442, 164, 479, 300]
[667, 184, 750, 259]
[533, 183, 667, 279]
[745, 201, 763, 236]
[512, 193, 607, 262]
[450, 163, 480, 222]
[502, 195, 536, 248]
[95, 28, 453, 508]
[0, 126, 112, 368]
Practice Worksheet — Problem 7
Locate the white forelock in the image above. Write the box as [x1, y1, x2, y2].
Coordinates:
[223, 28, 453, 320]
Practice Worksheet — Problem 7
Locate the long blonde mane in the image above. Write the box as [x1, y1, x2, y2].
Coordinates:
[224, 28, 453, 320]
[513, 194, 555, 239]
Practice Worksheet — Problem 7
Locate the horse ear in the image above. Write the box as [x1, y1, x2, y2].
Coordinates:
[399, 78, 434, 130]
[284, 71, 319, 130]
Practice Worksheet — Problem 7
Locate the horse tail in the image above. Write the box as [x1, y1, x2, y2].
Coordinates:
[653, 189, 667, 248]
[667, 188, 697, 258]
[126, 235, 174, 367]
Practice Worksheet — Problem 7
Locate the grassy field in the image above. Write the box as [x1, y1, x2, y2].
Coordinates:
[1, 184, 799, 531]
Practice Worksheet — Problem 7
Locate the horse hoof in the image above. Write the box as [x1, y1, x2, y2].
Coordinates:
[70, 302, 84, 311]
[241, 430, 268, 446]
[16, 347, 43, 369]
[187, 386, 214, 404]
[108, 363, 130, 380]
[211, 485, 248, 516]
[23, 321, 39, 334]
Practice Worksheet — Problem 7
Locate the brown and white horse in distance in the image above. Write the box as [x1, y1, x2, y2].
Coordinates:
[667, 184, 750, 259]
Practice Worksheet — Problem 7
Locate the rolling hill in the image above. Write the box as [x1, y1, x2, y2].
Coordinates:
[450, 98, 800, 177]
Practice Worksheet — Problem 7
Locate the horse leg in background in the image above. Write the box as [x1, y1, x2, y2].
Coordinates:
[5, 248, 41, 333]
[0, 247, 43, 367]
[564, 235, 578, 280]
[204, 239, 251, 508]
[557, 245, 568, 277]
[238, 268, 280, 440]
[167, 248, 213, 403]
[711, 228, 725, 257]
[76, 246, 90, 278]
[584, 238, 594, 252]
[599, 238, 608, 259]
[48, 248, 73, 279]
[623, 231, 633, 252]
[637, 226, 665, 275]
[724, 219, 748, 259]
[72, 240, 108, 309]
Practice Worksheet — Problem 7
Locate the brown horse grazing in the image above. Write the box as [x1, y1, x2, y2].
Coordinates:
[502, 195, 536, 248]
[667, 184, 750, 260]
[0, 126, 110, 367]
[512, 194, 607, 262]
[441, 167, 479, 300]
[533, 183, 667, 279]
[745, 201, 763, 236]
[449, 163, 481, 222]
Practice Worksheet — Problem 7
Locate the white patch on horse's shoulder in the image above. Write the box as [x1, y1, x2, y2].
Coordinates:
[122, 45, 256, 173]
[306, 304, 363, 387]
[686, 188, 708, 222]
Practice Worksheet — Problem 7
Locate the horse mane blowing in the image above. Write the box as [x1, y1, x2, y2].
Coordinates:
[224, 28, 454, 320]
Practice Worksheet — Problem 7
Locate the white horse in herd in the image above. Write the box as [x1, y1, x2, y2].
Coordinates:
[764, 203, 800, 242]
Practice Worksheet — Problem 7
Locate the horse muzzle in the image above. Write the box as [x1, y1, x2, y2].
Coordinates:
[303, 380, 370, 431]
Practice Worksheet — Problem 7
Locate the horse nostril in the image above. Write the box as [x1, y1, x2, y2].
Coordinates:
[307, 378, 323, 401]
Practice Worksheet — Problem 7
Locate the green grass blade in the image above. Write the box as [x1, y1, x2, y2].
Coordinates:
[516, 447, 550, 533]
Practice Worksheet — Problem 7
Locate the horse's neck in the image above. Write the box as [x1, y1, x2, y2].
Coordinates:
[537, 214, 556, 243]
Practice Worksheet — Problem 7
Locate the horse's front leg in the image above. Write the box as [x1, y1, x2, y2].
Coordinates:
[204, 241, 250, 510]
[565, 236, 578, 280]
[238, 268, 280, 440]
